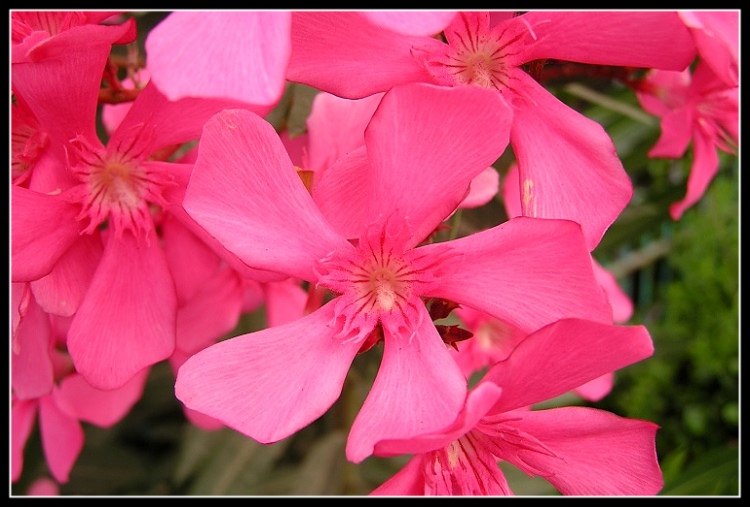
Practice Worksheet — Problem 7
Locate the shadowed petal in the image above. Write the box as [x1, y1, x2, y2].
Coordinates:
[39, 394, 84, 484]
[58, 370, 149, 427]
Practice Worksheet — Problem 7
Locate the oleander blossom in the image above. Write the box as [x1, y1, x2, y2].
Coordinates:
[636, 60, 738, 219]
[371, 318, 662, 496]
[287, 10, 697, 249]
[175, 83, 614, 463]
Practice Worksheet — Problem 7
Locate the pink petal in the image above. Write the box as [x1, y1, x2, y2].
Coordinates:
[183, 109, 350, 281]
[160, 163, 288, 284]
[12, 37, 108, 144]
[262, 279, 308, 328]
[11, 186, 84, 282]
[370, 455, 427, 495]
[361, 11, 457, 36]
[670, 130, 721, 220]
[311, 146, 373, 240]
[176, 267, 245, 355]
[161, 213, 221, 304]
[66, 229, 177, 390]
[175, 303, 363, 444]
[305, 91, 383, 174]
[145, 11, 291, 106]
[510, 70, 633, 250]
[592, 259, 634, 323]
[459, 166, 500, 209]
[346, 303, 468, 463]
[366, 83, 512, 248]
[680, 10, 738, 87]
[373, 382, 503, 457]
[169, 350, 225, 431]
[648, 108, 694, 158]
[503, 407, 662, 495]
[12, 287, 54, 399]
[423, 217, 613, 333]
[39, 394, 84, 483]
[115, 79, 273, 149]
[26, 477, 60, 496]
[30, 233, 102, 317]
[521, 11, 696, 70]
[483, 318, 654, 412]
[11, 398, 38, 482]
[573, 372, 614, 403]
[287, 12, 432, 99]
[57, 370, 149, 427]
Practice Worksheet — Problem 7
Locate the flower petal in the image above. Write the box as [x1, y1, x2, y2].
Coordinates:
[366, 83, 512, 248]
[500, 406, 662, 495]
[287, 12, 432, 99]
[39, 394, 84, 484]
[510, 70, 633, 250]
[346, 303, 468, 463]
[373, 382, 503, 457]
[361, 11, 457, 36]
[670, 130, 720, 220]
[424, 217, 613, 332]
[30, 233, 102, 317]
[521, 11, 695, 70]
[11, 399, 37, 481]
[483, 318, 653, 412]
[11, 186, 84, 282]
[176, 303, 362, 444]
[57, 370, 149, 427]
[184, 109, 349, 281]
[66, 229, 177, 390]
[145, 11, 291, 106]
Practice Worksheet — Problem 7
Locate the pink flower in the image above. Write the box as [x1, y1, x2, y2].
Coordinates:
[11, 286, 148, 484]
[371, 318, 661, 496]
[636, 60, 738, 219]
[176, 83, 614, 463]
[287, 10, 697, 249]
[11, 39, 282, 389]
[11, 10, 135, 64]
[145, 11, 291, 111]
[679, 10, 739, 87]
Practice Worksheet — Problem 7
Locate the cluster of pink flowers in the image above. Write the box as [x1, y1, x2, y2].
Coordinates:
[11, 10, 739, 496]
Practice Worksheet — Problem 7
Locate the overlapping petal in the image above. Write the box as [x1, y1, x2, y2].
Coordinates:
[509, 69, 633, 250]
[482, 318, 653, 412]
[365, 83, 512, 248]
[66, 229, 177, 390]
[11, 186, 84, 282]
[422, 217, 613, 333]
[287, 12, 432, 99]
[38, 394, 84, 483]
[500, 407, 662, 495]
[346, 302, 469, 463]
[520, 11, 696, 70]
[183, 109, 350, 281]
